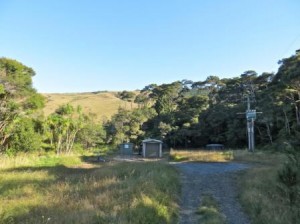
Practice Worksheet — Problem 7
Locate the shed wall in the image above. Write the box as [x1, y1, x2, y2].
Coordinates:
[120, 143, 133, 155]
[145, 143, 160, 157]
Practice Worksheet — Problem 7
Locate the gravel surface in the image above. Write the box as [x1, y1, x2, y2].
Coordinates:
[172, 162, 251, 224]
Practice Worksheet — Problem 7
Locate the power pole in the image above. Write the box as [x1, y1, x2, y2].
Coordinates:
[246, 96, 256, 152]
[238, 95, 260, 152]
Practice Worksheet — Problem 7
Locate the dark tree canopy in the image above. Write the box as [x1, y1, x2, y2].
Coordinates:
[106, 50, 300, 150]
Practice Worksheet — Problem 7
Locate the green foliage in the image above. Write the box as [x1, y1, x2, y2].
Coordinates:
[117, 91, 136, 102]
[0, 84, 5, 95]
[45, 104, 85, 154]
[151, 81, 182, 115]
[0, 57, 36, 96]
[8, 117, 42, 154]
[55, 103, 75, 115]
[134, 91, 151, 108]
[76, 119, 106, 149]
[24, 93, 45, 110]
[1, 50, 300, 154]
[0, 58, 43, 154]
[118, 50, 300, 149]
[277, 148, 300, 206]
[106, 107, 156, 145]
[0, 101, 20, 152]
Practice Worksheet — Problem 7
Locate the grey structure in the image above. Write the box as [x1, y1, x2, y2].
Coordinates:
[120, 143, 134, 155]
[206, 144, 224, 150]
[142, 139, 163, 158]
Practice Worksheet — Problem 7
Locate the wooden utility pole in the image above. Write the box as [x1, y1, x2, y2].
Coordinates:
[246, 96, 256, 152]
[238, 95, 261, 152]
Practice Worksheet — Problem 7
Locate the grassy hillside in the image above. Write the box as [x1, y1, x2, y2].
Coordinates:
[42, 91, 138, 121]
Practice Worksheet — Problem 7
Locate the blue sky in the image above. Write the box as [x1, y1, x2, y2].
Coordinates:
[1, 0, 299, 93]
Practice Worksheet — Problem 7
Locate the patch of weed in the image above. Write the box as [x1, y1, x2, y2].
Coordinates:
[197, 194, 226, 224]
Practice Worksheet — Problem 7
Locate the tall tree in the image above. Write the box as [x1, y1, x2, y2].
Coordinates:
[0, 58, 41, 153]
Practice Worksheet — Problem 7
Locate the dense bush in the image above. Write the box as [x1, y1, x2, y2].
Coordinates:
[277, 147, 300, 206]
[9, 117, 42, 153]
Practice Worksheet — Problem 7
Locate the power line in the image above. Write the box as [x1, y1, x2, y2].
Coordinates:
[271, 32, 300, 72]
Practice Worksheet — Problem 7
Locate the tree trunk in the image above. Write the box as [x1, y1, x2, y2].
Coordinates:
[56, 136, 63, 154]
[68, 131, 78, 153]
[283, 109, 291, 135]
[256, 126, 263, 142]
[295, 104, 300, 126]
[65, 131, 71, 153]
[265, 122, 273, 145]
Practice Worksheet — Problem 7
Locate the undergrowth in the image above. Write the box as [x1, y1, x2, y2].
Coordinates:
[237, 148, 300, 224]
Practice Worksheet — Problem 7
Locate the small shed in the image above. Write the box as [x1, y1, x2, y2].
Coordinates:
[120, 143, 134, 155]
[206, 144, 224, 150]
[142, 139, 163, 158]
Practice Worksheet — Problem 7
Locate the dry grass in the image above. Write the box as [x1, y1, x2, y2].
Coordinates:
[42, 92, 138, 121]
[237, 165, 298, 224]
[169, 149, 234, 162]
[232, 149, 286, 164]
[236, 150, 300, 224]
[0, 154, 179, 224]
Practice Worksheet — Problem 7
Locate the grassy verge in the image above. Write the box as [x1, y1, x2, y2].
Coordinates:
[197, 194, 226, 224]
[235, 150, 300, 224]
[170, 149, 234, 162]
[0, 154, 179, 224]
[0, 152, 83, 169]
[232, 149, 286, 165]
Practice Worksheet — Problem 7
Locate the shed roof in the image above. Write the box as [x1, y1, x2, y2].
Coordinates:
[206, 144, 224, 147]
[142, 139, 163, 143]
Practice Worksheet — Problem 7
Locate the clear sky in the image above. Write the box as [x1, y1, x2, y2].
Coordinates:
[1, 0, 300, 93]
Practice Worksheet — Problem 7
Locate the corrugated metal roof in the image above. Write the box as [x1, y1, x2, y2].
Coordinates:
[142, 138, 163, 143]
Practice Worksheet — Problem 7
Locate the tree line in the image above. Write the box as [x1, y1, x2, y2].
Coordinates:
[108, 50, 300, 151]
[0, 49, 299, 155]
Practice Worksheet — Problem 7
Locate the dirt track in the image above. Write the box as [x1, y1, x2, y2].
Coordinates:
[173, 162, 251, 224]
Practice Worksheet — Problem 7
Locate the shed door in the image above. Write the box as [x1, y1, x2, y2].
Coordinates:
[145, 143, 159, 157]
[120, 144, 132, 155]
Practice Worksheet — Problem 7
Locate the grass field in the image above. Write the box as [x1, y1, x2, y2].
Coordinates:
[169, 148, 234, 162]
[42, 92, 138, 121]
[0, 153, 179, 224]
[1, 149, 298, 224]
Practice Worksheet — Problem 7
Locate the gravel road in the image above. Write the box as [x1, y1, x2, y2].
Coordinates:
[172, 162, 251, 224]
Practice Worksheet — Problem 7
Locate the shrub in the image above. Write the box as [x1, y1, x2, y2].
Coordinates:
[8, 117, 42, 153]
[277, 148, 300, 206]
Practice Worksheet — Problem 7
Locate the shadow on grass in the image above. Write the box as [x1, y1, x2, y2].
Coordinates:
[0, 165, 100, 199]
[80, 155, 108, 164]
[0, 162, 173, 224]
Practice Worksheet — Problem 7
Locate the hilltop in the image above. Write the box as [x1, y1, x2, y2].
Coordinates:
[42, 91, 138, 121]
